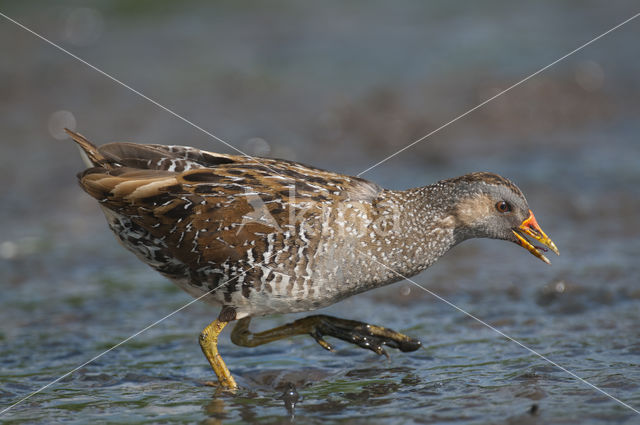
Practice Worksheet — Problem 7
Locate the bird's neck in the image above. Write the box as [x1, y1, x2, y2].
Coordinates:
[365, 185, 461, 279]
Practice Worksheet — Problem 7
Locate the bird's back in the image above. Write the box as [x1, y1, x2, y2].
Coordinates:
[69, 130, 386, 317]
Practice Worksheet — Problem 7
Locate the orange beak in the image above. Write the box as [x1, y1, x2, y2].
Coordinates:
[512, 210, 559, 264]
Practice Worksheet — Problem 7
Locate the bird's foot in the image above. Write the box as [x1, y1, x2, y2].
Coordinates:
[230, 315, 421, 357]
[301, 315, 422, 357]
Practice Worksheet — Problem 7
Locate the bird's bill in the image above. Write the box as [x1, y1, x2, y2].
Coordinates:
[512, 210, 559, 264]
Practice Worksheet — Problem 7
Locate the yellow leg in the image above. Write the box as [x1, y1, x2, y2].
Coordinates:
[199, 319, 238, 389]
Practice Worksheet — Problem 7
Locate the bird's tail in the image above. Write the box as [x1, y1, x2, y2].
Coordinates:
[65, 128, 106, 168]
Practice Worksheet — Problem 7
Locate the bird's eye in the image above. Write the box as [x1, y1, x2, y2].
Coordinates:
[496, 201, 512, 213]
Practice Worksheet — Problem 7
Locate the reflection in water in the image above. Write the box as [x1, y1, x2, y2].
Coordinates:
[202, 382, 301, 424]
[203, 397, 226, 425]
[280, 382, 300, 416]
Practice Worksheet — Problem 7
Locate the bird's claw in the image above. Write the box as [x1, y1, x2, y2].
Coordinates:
[310, 330, 335, 351]
[305, 315, 421, 357]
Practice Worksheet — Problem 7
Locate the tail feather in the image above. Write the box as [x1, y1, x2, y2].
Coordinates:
[65, 128, 107, 168]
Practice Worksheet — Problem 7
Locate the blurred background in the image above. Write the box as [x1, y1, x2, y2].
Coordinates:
[1, 1, 639, 424]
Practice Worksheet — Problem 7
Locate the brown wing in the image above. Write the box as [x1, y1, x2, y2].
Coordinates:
[69, 130, 382, 270]
[69, 129, 381, 203]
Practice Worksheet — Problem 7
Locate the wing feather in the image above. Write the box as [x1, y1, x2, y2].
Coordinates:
[70, 130, 384, 271]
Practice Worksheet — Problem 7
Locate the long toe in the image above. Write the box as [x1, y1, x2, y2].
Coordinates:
[309, 315, 422, 356]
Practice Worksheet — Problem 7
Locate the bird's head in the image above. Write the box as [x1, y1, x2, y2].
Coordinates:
[448, 172, 559, 264]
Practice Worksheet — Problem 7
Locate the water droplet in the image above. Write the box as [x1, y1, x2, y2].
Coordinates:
[244, 137, 271, 156]
[575, 60, 604, 92]
[64, 8, 104, 46]
[48, 110, 76, 140]
[0, 241, 17, 259]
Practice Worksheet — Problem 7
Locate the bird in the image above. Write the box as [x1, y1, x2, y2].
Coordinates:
[67, 129, 558, 389]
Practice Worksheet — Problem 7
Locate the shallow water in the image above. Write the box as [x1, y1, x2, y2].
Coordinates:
[1, 1, 640, 424]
